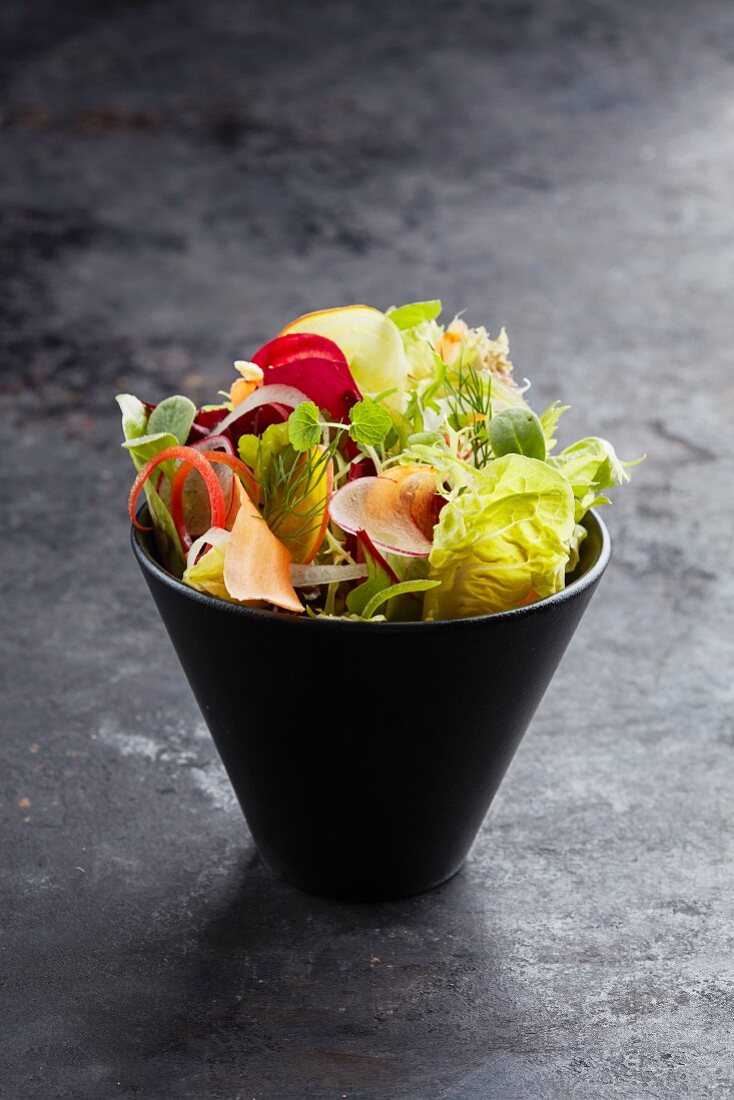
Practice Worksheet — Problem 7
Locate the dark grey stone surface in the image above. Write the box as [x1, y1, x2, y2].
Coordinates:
[2, 1, 733, 1096]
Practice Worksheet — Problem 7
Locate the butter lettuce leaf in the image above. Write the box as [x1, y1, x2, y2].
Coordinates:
[547, 436, 639, 521]
[183, 542, 228, 599]
[423, 454, 575, 620]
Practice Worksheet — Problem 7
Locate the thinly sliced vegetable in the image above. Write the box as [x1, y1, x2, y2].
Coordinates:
[129, 446, 226, 543]
[290, 562, 368, 587]
[212, 384, 310, 438]
[223, 482, 303, 612]
[279, 306, 407, 398]
[170, 452, 259, 550]
[346, 531, 398, 615]
[252, 335, 362, 423]
[192, 434, 233, 455]
[329, 465, 438, 557]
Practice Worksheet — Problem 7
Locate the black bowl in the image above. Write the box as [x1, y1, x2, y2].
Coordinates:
[132, 511, 610, 901]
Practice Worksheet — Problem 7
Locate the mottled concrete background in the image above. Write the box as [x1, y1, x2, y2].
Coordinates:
[2, 0, 733, 1096]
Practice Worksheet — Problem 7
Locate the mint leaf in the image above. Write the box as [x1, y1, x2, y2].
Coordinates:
[349, 398, 392, 447]
[287, 401, 322, 451]
[148, 395, 196, 445]
[388, 300, 442, 330]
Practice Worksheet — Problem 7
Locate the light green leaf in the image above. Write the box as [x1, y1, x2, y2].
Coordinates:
[539, 401, 570, 454]
[287, 401, 322, 451]
[122, 431, 178, 469]
[387, 300, 443, 330]
[489, 407, 546, 461]
[424, 454, 575, 620]
[148, 395, 196, 445]
[547, 436, 642, 521]
[346, 537, 395, 616]
[116, 393, 149, 442]
[237, 434, 260, 469]
[349, 398, 392, 447]
[183, 541, 229, 599]
[362, 579, 440, 620]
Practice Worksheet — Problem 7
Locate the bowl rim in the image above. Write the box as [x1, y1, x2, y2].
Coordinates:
[131, 508, 611, 632]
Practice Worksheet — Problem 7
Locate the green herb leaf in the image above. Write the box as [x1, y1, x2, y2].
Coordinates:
[539, 401, 570, 454]
[349, 398, 392, 447]
[148, 395, 196, 445]
[388, 300, 442, 330]
[361, 579, 440, 621]
[288, 401, 322, 451]
[489, 408, 547, 461]
[237, 434, 260, 469]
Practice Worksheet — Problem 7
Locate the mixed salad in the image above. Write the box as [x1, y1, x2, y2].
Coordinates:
[120, 302, 638, 621]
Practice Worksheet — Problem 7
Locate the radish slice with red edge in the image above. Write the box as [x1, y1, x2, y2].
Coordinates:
[329, 468, 436, 558]
[128, 445, 226, 539]
[192, 434, 233, 455]
[170, 452, 259, 550]
[210, 384, 309, 438]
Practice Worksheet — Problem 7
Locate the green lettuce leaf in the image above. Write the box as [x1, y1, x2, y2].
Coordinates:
[388, 300, 443, 330]
[539, 401, 570, 454]
[423, 454, 575, 620]
[547, 436, 639, 521]
[116, 393, 184, 576]
[147, 395, 196, 445]
[183, 542, 228, 599]
[116, 393, 149, 441]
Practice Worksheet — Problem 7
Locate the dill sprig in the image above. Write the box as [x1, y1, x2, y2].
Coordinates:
[261, 436, 339, 551]
[444, 360, 493, 466]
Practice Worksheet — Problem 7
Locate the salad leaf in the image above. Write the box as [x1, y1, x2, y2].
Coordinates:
[288, 401, 322, 452]
[539, 401, 570, 454]
[121, 431, 177, 458]
[361, 579, 439, 620]
[148, 395, 197, 446]
[346, 533, 397, 616]
[423, 454, 575, 620]
[388, 300, 443, 330]
[349, 397, 393, 448]
[489, 408, 546, 461]
[117, 393, 185, 575]
[183, 541, 229, 599]
[547, 436, 639, 521]
[116, 393, 149, 441]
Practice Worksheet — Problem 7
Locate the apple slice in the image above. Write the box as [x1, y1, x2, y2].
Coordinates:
[279, 306, 407, 397]
[223, 482, 303, 612]
[329, 465, 439, 557]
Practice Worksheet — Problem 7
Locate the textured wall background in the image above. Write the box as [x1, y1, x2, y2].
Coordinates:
[2, 1, 733, 1096]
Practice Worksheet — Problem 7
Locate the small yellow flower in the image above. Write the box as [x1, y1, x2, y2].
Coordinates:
[230, 360, 264, 405]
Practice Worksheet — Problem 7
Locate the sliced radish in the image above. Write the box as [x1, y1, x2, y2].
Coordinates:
[211, 383, 310, 438]
[192, 434, 233, 455]
[329, 466, 438, 558]
[289, 562, 368, 587]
